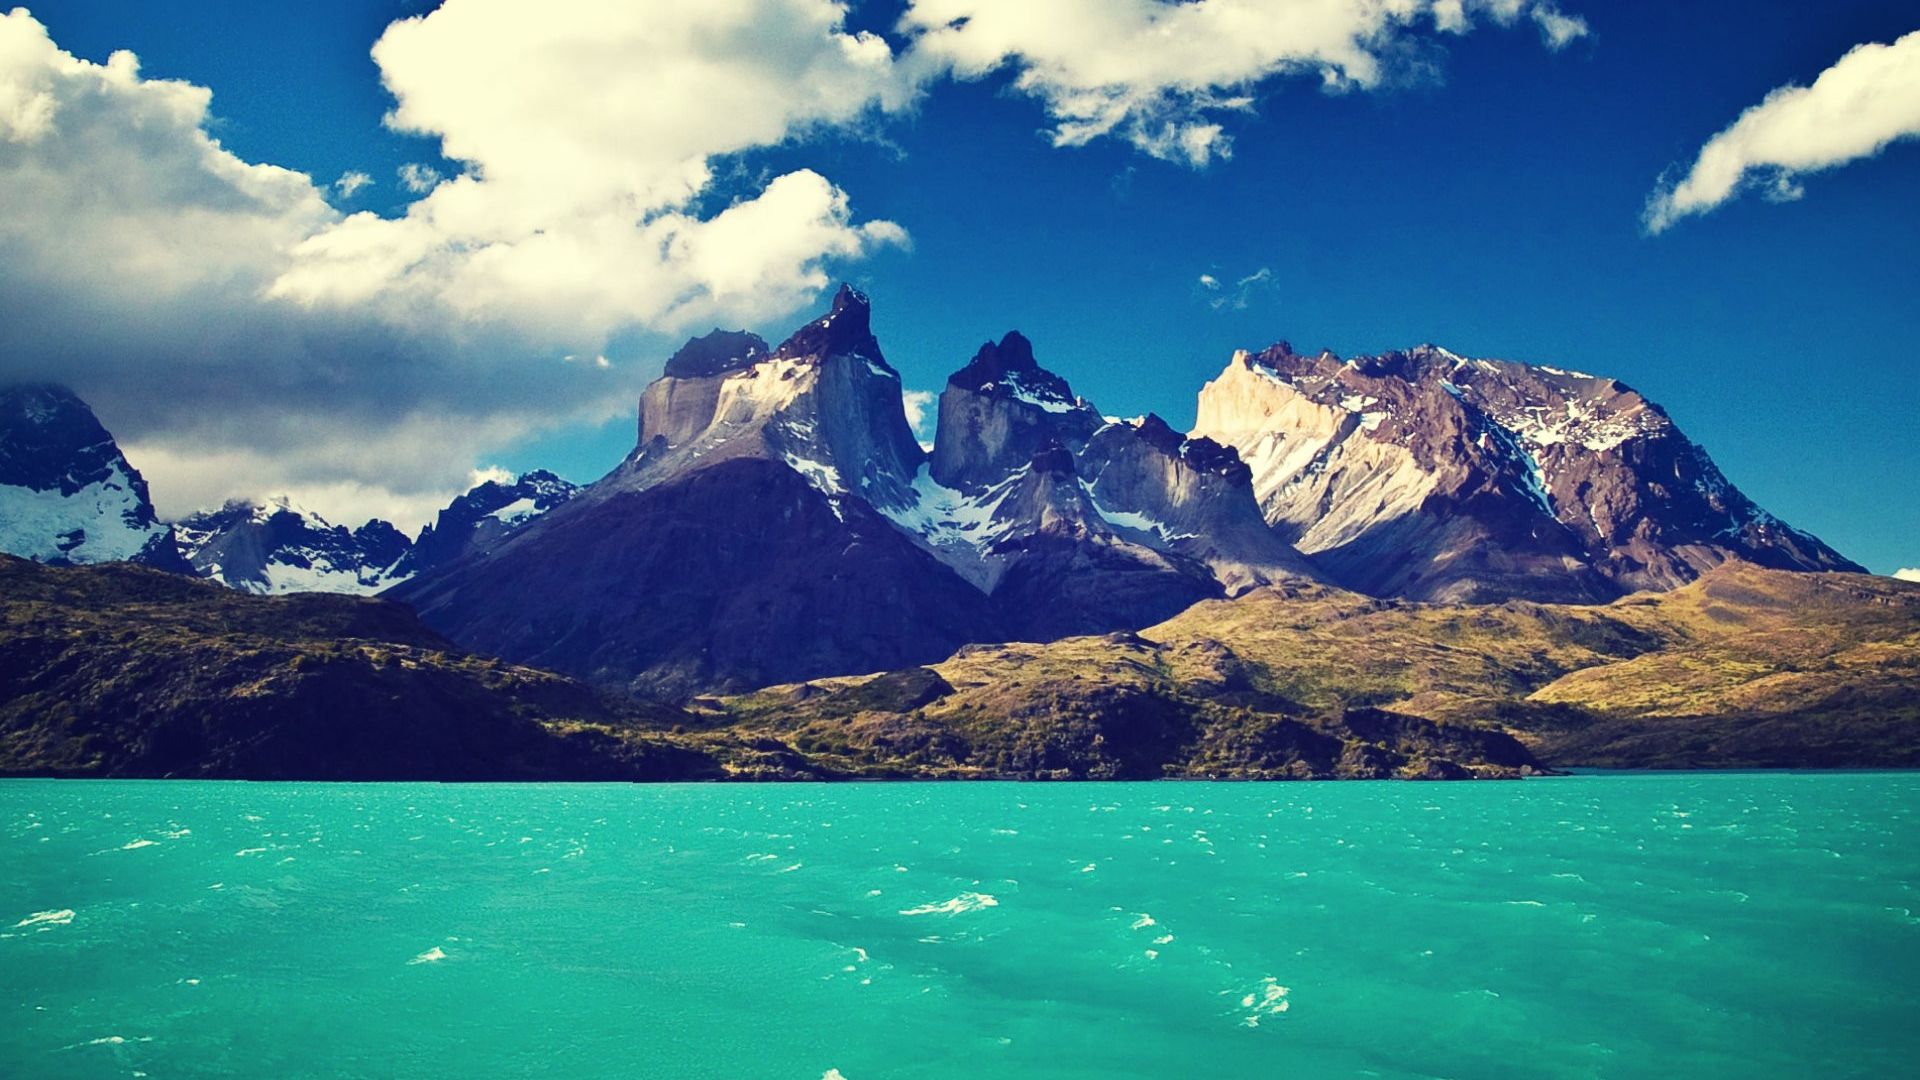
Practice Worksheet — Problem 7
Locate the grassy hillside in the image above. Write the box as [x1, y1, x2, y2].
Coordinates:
[4, 556, 1912, 779]
[0, 557, 722, 780]
[1142, 562, 1920, 768]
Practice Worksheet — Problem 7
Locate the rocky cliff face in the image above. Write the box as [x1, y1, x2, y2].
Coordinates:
[1191, 343, 1859, 601]
[391, 469, 577, 580]
[886, 333, 1316, 627]
[389, 288, 1003, 697]
[176, 497, 413, 595]
[625, 285, 925, 514]
[0, 383, 189, 572]
[929, 331, 1103, 492]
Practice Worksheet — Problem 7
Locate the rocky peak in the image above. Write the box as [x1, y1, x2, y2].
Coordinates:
[626, 285, 923, 513]
[0, 383, 188, 571]
[930, 332, 1102, 492]
[1194, 338, 1859, 601]
[771, 283, 885, 366]
[176, 496, 412, 596]
[390, 469, 580, 581]
[663, 330, 769, 379]
[947, 331, 1078, 406]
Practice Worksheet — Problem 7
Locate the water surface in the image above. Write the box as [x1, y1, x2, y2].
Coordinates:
[4, 774, 1916, 1078]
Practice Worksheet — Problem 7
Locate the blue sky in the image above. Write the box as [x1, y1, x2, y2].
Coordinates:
[16, 1, 1920, 572]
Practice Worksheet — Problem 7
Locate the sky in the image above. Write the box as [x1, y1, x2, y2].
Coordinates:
[4, 0, 1917, 573]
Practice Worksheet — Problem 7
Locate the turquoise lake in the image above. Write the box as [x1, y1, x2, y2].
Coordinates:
[3, 774, 1916, 1078]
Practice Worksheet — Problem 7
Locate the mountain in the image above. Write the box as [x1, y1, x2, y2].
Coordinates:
[393, 289, 1320, 696]
[887, 331, 1316, 637]
[176, 497, 413, 595]
[389, 469, 577, 579]
[389, 287, 1005, 698]
[1191, 343, 1860, 602]
[0, 383, 190, 572]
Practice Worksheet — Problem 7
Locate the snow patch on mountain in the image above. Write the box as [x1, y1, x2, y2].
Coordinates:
[0, 459, 163, 564]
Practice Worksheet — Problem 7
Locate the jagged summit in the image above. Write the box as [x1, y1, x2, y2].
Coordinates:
[626, 284, 923, 514]
[947, 330, 1078, 408]
[663, 329, 769, 379]
[770, 283, 887, 368]
[175, 496, 411, 595]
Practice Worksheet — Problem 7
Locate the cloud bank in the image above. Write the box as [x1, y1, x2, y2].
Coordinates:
[1896, 568, 1920, 583]
[0, 0, 1591, 527]
[901, 0, 1588, 166]
[0, 2, 910, 526]
[1646, 29, 1920, 233]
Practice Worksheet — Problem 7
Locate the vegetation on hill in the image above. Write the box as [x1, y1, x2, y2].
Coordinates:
[3, 556, 1913, 780]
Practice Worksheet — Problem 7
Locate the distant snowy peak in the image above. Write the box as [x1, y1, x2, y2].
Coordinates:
[176, 498, 410, 596]
[392, 469, 579, 579]
[0, 383, 188, 571]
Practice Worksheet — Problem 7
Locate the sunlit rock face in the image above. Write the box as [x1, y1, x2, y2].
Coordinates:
[628, 285, 924, 514]
[1192, 342, 1860, 601]
[929, 331, 1102, 494]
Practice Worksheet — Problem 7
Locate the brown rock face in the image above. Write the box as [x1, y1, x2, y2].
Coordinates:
[930, 331, 1103, 492]
[1192, 343, 1859, 601]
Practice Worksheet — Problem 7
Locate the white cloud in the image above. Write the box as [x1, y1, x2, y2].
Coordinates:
[1895, 568, 1920, 583]
[395, 161, 439, 193]
[0, 4, 911, 526]
[897, 0, 1587, 166]
[1200, 266, 1275, 310]
[1645, 30, 1920, 234]
[0, 0, 1597, 529]
[901, 388, 936, 437]
[270, 0, 913, 344]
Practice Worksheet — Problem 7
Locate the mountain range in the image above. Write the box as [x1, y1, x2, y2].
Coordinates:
[0, 286, 1880, 722]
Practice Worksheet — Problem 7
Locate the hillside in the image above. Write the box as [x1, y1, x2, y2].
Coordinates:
[724, 563, 1920, 773]
[0, 557, 1546, 780]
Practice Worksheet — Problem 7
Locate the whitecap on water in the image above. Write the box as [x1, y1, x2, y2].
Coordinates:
[121, 839, 157, 850]
[1238, 977, 1291, 1027]
[13, 908, 74, 930]
[409, 946, 448, 964]
[898, 893, 997, 916]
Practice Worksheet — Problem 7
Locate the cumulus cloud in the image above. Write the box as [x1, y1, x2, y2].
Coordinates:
[1896, 568, 1920, 583]
[395, 162, 439, 193]
[1645, 30, 1920, 234]
[1199, 266, 1275, 310]
[0, 3, 910, 525]
[0, 0, 1599, 528]
[333, 170, 372, 198]
[898, 0, 1587, 166]
[900, 388, 936, 439]
[270, 0, 914, 344]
